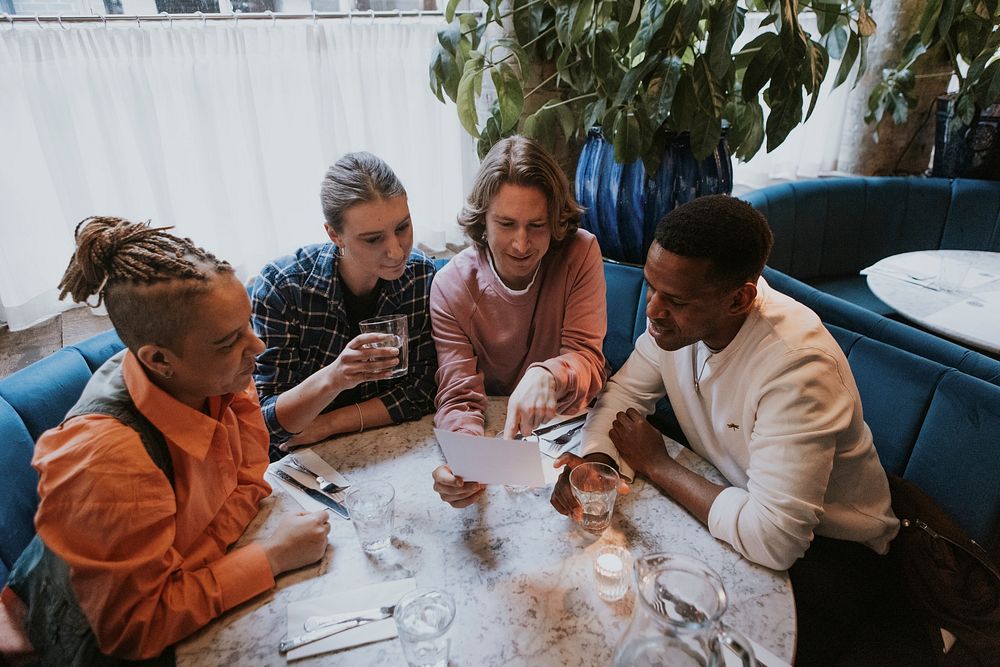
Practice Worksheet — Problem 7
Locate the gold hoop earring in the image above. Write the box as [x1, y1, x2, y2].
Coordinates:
[335, 244, 347, 258]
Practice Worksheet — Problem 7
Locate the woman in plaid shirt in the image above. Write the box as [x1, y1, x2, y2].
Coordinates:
[251, 153, 437, 460]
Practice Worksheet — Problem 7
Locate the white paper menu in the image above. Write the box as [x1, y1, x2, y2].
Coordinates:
[434, 428, 547, 487]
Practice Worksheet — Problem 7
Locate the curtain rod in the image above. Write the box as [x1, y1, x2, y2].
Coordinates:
[2, 9, 476, 25]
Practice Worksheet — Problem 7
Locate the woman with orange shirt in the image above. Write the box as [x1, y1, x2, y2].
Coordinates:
[1, 218, 330, 663]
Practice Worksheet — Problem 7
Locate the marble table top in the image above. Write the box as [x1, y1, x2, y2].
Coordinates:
[864, 249, 1000, 354]
[176, 400, 795, 666]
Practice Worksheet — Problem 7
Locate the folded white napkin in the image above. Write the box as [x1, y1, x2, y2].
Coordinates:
[285, 578, 416, 661]
[267, 449, 350, 513]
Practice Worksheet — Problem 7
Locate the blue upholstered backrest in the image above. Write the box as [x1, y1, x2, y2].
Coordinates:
[742, 177, 1000, 280]
[0, 330, 124, 587]
[602, 259, 647, 372]
[763, 267, 1000, 386]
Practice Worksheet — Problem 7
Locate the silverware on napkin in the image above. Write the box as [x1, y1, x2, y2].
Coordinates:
[284, 458, 350, 494]
[278, 605, 396, 653]
[270, 469, 349, 519]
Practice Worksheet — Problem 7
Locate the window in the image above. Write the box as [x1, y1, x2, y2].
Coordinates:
[6, 0, 482, 14]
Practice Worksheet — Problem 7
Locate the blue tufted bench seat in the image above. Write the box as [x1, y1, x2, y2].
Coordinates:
[741, 177, 1000, 316]
[2, 261, 999, 591]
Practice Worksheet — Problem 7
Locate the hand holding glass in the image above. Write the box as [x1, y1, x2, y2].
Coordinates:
[359, 314, 408, 377]
[569, 462, 620, 534]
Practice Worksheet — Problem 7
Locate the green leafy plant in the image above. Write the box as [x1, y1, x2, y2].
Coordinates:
[429, 0, 875, 173]
[867, 0, 1000, 135]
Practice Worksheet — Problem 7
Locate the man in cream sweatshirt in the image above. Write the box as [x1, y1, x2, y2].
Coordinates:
[551, 195, 909, 663]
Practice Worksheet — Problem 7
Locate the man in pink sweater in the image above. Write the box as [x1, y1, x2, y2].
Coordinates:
[430, 135, 608, 507]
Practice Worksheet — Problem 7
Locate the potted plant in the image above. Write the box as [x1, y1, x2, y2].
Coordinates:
[429, 0, 876, 262]
[867, 0, 1000, 179]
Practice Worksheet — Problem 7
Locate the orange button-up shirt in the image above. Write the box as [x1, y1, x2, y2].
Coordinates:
[32, 351, 275, 660]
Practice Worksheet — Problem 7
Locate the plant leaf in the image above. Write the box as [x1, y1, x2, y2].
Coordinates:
[973, 59, 1000, 109]
[492, 63, 525, 133]
[834, 30, 860, 88]
[554, 103, 578, 141]
[708, 0, 740, 77]
[523, 104, 557, 144]
[823, 25, 848, 61]
[629, 0, 669, 63]
[611, 107, 643, 164]
[511, 0, 544, 45]
[741, 32, 782, 100]
[857, 5, 877, 37]
[691, 55, 726, 159]
[429, 44, 461, 103]
[491, 37, 533, 84]
[764, 82, 803, 152]
[457, 53, 485, 137]
[813, 0, 842, 36]
[918, 0, 944, 45]
[571, 0, 595, 41]
[444, 0, 461, 24]
[646, 56, 684, 127]
[804, 42, 830, 120]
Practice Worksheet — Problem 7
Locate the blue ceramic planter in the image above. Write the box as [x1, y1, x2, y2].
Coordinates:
[575, 127, 733, 264]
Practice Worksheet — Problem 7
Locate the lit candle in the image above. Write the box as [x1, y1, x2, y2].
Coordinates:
[594, 546, 630, 602]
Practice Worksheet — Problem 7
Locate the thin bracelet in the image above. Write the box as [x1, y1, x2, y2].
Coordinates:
[355, 403, 365, 433]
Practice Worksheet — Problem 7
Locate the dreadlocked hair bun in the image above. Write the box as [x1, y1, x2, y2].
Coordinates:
[58, 216, 232, 306]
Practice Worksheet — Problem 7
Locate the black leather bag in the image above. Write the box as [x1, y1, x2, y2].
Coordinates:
[888, 474, 1000, 665]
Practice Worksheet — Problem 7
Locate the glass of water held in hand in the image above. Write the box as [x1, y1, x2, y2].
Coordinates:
[394, 588, 456, 667]
[344, 481, 395, 552]
[570, 462, 621, 535]
[359, 314, 409, 378]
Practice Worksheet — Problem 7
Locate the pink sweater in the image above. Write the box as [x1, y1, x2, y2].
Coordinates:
[431, 229, 608, 434]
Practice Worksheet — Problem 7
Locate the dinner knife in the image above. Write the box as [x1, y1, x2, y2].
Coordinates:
[271, 469, 349, 519]
[531, 413, 587, 437]
[278, 606, 395, 653]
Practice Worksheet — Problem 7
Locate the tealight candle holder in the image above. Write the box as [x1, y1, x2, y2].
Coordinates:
[593, 544, 631, 602]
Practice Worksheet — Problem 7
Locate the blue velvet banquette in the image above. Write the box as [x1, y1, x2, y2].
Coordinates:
[741, 176, 1000, 315]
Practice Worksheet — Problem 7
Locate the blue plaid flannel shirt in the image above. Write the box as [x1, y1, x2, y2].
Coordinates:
[251, 243, 437, 444]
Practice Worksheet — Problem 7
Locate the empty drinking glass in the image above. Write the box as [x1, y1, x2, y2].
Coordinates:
[344, 481, 395, 552]
[394, 588, 456, 667]
[570, 462, 620, 535]
[359, 314, 409, 377]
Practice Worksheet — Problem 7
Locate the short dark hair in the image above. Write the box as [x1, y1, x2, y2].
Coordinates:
[458, 135, 582, 249]
[653, 195, 773, 289]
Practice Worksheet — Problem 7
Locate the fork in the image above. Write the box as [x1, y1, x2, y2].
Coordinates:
[303, 605, 396, 632]
[547, 423, 585, 447]
[283, 458, 349, 494]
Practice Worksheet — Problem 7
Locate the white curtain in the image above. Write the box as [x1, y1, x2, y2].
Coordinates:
[731, 12, 854, 194]
[0, 18, 474, 330]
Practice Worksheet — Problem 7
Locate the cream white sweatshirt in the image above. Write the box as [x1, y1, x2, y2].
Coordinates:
[584, 278, 899, 571]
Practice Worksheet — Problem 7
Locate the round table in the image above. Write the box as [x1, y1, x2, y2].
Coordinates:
[176, 400, 796, 666]
[864, 249, 1000, 354]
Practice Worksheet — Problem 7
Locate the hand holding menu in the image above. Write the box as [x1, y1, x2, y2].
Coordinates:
[434, 428, 546, 487]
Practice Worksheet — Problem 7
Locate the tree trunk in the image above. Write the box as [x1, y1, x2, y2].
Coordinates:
[837, 0, 952, 176]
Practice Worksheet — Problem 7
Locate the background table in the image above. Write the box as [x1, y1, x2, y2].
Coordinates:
[864, 249, 1000, 354]
[176, 400, 795, 666]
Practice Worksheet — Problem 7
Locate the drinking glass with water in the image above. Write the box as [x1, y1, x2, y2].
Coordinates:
[394, 588, 456, 667]
[344, 481, 395, 552]
[570, 462, 621, 535]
